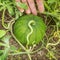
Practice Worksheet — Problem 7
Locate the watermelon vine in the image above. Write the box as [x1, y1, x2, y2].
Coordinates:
[27, 20, 35, 47]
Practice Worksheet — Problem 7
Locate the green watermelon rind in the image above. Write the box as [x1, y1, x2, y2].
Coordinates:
[13, 14, 46, 46]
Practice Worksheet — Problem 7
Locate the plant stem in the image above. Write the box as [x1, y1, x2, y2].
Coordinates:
[2, 9, 8, 29]
[10, 20, 26, 51]
[46, 48, 57, 60]
[9, 51, 32, 56]
[26, 20, 35, 48]
[46, 39, 60, 48]
[43, 12, 60, 21]
[28, 53, 31, 60]
[10, 20, 32, 60]
[9, 43, 43, 55]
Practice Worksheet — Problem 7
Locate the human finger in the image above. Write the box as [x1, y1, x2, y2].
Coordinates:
[21, 0, 31, 14]
[27, 0, 37, 15]
[36, 0, 44, 13]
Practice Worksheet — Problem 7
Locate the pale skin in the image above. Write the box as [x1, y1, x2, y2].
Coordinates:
[16, 0, 44, 15]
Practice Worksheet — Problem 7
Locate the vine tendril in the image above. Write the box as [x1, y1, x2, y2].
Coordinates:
[27, 20, 35, 47]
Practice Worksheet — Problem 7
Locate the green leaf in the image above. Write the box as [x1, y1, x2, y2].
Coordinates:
[1, 35, 11, 44]
[2, 48, 10, 60]
[0, 50, 3, 55]
[15, 9, 23, 19]
[47, 0, 56, 4]
[0, 48, 10, 60]
[10, 45, 17, 51]
[7, 5, 14, 15]
[0, 35, 11, 60]
[0, 30, 6, 38]
[16, 2, 28, 10]
[0, 7, 4, 11]
[0, 42, 6, 46]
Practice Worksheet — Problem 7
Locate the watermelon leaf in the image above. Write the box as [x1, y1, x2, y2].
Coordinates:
[16, 2, 28, 10]
[0, 30, 6, 38]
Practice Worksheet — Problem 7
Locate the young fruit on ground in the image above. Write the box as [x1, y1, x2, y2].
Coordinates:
[13, 14, 46, 46]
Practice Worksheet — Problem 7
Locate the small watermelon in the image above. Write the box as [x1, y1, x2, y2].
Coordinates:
[13, 15, 46, 46]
